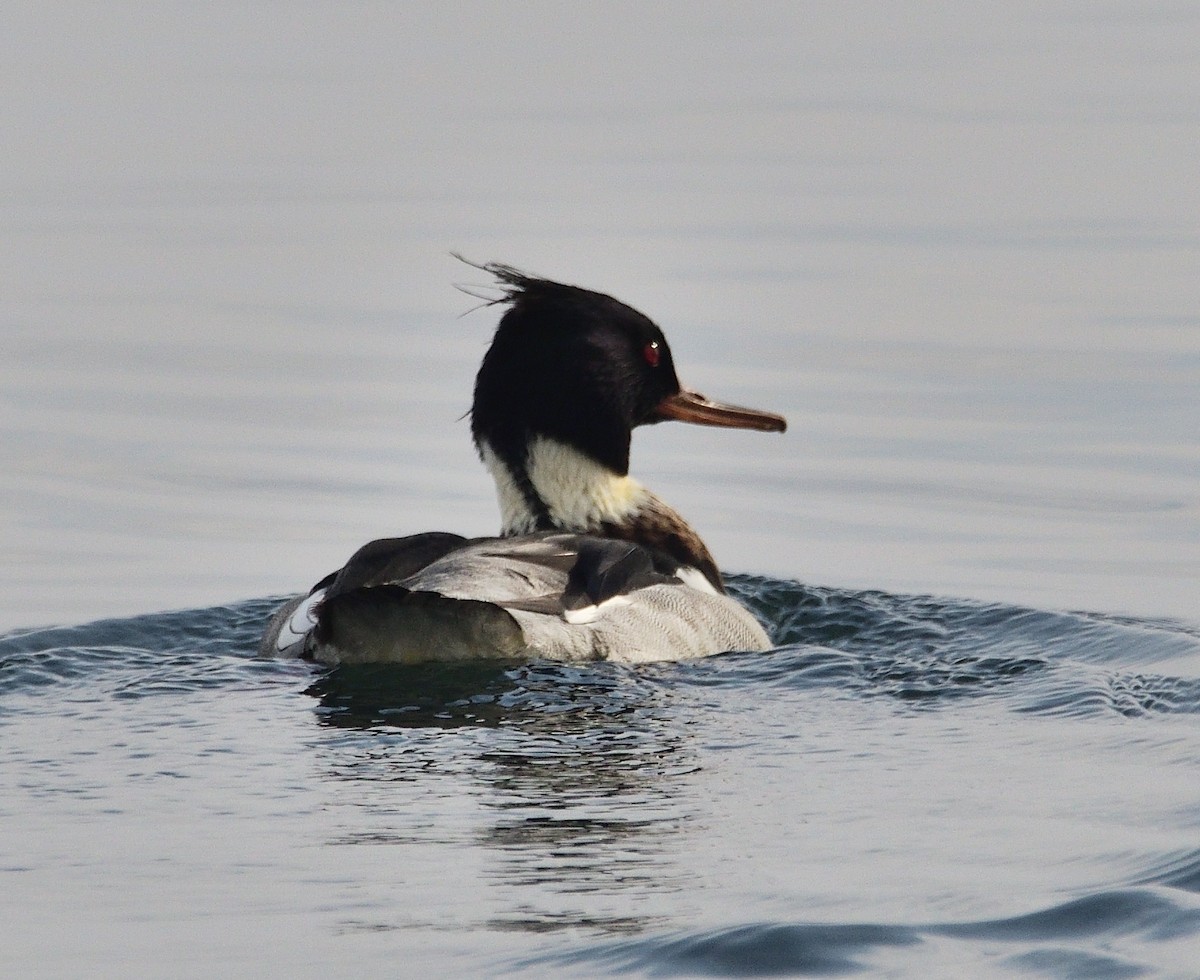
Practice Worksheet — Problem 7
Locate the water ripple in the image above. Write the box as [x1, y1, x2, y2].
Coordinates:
[3, 581, 1200, 976]
[1127, 850, 1200, 894]
[523, 887, 1200, 977]
[0, 597, 302, 698]
[4, 580, 1198, 727]
[726, 575, 1200, 717]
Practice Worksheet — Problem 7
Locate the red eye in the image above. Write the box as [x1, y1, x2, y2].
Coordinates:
[643, 341, 660, 367]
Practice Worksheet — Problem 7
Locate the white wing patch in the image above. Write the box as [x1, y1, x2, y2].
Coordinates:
[675, 565, 719, 595]
[564, 565, 715, 624]
[563, 594, 632, 625]
[275, 588, 325, 653]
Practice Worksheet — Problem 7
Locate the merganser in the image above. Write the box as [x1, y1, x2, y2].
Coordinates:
[260, 262, 787, 664]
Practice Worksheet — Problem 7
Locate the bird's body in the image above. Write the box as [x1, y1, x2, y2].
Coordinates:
[260, 263, 786, 664]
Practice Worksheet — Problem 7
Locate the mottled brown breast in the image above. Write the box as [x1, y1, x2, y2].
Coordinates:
[598, 495, 724, 593]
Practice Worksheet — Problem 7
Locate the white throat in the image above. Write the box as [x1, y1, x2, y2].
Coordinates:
[479, 435, 651, 535]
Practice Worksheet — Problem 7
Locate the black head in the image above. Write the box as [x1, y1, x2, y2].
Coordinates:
[467, 262, 787, 477]
[470, 264, 684, 475]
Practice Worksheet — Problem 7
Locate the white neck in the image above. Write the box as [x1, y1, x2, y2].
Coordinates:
[479, 435, 651, 535]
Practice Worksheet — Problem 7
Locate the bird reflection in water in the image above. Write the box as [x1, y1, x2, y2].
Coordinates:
[305, 661, 701, 935]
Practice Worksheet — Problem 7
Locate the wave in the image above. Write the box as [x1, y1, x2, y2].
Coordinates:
[726, 575, 1200, 717]
[518, 887, 1200, 977]
[0, 597, 293, 697]
[3, 579, 1198, 723]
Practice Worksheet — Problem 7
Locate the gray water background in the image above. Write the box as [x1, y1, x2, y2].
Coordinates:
[2, 4, 1200, 979]
[3, 1, 1196, 630]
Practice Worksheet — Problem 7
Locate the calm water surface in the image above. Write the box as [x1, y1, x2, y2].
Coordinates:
[2, 2, 1198, 976]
